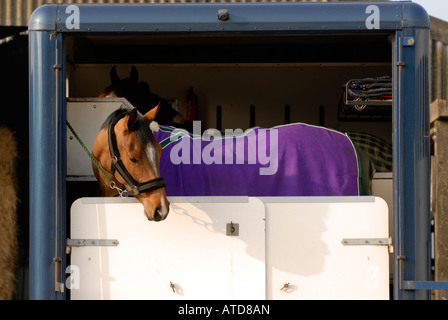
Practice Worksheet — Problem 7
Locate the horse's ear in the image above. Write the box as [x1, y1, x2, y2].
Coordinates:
[143, 103, 160, 122]
[130, 66, 138, 85]
[127, 108, 139, 132]
[110, 66, 119, 84]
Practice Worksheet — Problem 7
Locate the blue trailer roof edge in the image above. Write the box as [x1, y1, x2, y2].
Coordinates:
[28, 2, 429, 33]
[402, 2, 430, 29]
[28, 4, 58, 31]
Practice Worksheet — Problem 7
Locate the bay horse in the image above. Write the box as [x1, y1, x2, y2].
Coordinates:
[99, 66, 194, 132]
[91, 106, 170, 222]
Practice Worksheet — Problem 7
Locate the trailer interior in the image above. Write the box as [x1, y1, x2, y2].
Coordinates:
[66, 32, 393, 134]
[64, 31, 395, 295]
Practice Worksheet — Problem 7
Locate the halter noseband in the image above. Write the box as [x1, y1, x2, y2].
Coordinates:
[108, 109, 166, 197]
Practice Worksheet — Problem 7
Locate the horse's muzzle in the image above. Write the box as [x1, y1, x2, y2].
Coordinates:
[146, 206, 169, 222]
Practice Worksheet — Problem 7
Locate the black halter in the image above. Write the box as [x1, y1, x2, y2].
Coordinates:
[108, 110, 166, 197]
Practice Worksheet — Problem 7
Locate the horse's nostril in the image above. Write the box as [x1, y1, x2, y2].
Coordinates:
[145, 206, 167, 222]
[153, 207, 162, 221]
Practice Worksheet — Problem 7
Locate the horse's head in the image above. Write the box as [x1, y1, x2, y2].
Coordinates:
[92, 106, 170, 222]
[99, 66, 140, 106]
[100, 66, 195, 132]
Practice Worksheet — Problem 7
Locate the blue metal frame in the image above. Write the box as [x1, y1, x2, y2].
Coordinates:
[29, 30, 66, 300]
[29, 2, 430, 33]
[28, 2, 438, 300]
[393, 27, 431, 300]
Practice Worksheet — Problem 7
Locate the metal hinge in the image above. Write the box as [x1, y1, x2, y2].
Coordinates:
[342, 237, 393, 252]
[66, 238, 119, 254]
[396, 37, 414, 67]
[342, 237, 391, 246]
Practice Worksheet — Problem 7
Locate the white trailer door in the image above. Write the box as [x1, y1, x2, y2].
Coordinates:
[69, 197, 266, 300]
[69, 196, 389, 299]
[264, 196, 390, 300]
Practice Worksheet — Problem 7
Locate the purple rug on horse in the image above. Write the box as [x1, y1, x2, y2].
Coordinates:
[153, 122, 363, 197]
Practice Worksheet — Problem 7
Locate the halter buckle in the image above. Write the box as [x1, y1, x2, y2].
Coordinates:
[131, 185, 140, 195]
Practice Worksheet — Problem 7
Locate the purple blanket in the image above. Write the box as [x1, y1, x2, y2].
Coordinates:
[153, 123, 360, 197]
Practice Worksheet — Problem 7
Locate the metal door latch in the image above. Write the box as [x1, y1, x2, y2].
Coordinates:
[280, 282, 290, 291]
[226, 221, 239, 236]
[170, 281, 176, 293]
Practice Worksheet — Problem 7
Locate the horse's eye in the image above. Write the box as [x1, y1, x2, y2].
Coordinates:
[129, 157, 138, 164]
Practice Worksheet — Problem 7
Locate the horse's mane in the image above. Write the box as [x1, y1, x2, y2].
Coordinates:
[102, 108, 157, 149]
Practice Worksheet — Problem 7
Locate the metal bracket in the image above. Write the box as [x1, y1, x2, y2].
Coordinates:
[53, 257, 64, 293]
[396, 37, 414, 67]
[66, 239, 119, 253]
[402, 37, 415, 47]
[218, 9, 229, 21]
[342, 237, 392, 246]
[226, 221, 239, 236]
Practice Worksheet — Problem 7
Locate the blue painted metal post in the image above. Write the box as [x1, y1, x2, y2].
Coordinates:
[394, 28, 431, 300]
[29, 30, 66, 300]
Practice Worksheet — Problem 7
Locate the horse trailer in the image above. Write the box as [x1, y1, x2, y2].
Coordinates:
[28, 2, 448, 300]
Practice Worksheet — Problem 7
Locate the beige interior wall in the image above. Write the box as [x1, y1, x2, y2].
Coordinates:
[68, 63, 392, 142]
